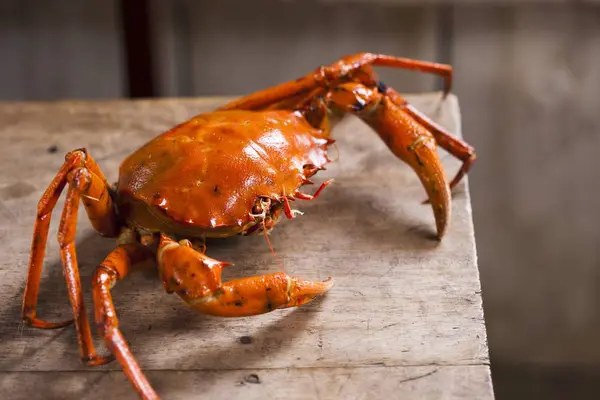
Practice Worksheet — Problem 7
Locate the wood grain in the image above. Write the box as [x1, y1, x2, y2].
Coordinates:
[0, 93, 492, 398]
[0, 366, 492, 400]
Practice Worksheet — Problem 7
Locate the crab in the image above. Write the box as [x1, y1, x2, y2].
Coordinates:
[21, 53, 476, 399]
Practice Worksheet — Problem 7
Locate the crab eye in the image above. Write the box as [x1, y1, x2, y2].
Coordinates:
[303, 163, 317, 173]
[303, 164, 318, 177]
[252, 204, 263, 215]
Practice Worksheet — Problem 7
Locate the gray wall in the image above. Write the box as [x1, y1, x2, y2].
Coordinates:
[0, 0, 125, 100]
[2, 0, 600, 397]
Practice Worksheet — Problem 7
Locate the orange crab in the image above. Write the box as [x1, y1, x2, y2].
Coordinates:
[21, 53, 476, 399]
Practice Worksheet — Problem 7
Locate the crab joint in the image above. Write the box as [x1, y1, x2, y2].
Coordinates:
[282, 195, 303, 219]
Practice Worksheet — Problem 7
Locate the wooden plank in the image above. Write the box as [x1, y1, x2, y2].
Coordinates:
[452, 3, 600, 366]
[0, 93, 491, 398]
[0, 366, 492, 400]
[0, 0, 125, 101]
[150, 0, 442, 97]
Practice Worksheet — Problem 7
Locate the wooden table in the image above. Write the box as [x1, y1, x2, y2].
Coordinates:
[0, 93, 493, 399]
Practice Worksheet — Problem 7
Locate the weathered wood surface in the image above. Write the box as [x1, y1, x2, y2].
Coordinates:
[0, 366, 491, 400]
[0, 93, 492, 399]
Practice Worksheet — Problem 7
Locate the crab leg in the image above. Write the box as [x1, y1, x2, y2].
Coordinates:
[92, 244, 157, 400]
[295, 179, 334, 200]
[218, 52, 452, 112]
[157, 235, 333, 317]
[22, 149, 119, 365]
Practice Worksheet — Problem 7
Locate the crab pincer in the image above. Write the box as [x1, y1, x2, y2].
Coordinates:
[158, 235, 334, 317]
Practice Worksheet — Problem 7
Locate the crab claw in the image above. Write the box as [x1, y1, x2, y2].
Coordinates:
[322, 82, 451, 238]
[157, 235, 334, 317]
[405, 135, 451, 239]
[364, 96, 451, 239]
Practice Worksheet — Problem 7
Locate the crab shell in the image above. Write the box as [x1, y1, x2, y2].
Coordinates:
[115, 109, 331, 238]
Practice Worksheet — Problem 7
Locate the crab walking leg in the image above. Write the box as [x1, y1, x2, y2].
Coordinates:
[22, 149, 120, 365]
[157, 235, 334, 317]
[56, 177, 115, 365]
[295, 179, 334, 200]
[385, 88, 476, 191]
[22, 154, 81, 329]
[218, 52, 452, 112]
[92, 244, 157, 400]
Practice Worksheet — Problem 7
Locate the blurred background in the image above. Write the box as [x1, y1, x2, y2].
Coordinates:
[1, 0, 599, 398]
